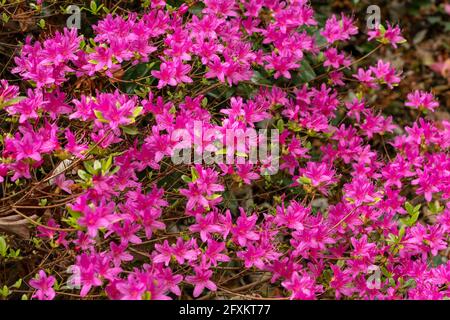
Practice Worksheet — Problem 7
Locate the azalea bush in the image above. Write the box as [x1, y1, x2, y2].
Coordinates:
[0, 0, 449, 300]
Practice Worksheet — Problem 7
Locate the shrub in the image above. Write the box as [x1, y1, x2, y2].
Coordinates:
[0, 0, 449, 300]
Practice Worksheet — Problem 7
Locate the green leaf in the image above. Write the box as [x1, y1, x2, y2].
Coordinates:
[121, 63, 153, 94]
[215, 148, 227, 155]
[402, 279, 416, 289]
[121, 126, 140, 135]
[298, 176, 312, 184]
[207, 194, 222, 200]
[0, 236, 8, 257]
[132, 106, 143, 119]
[197, 97, 207, 109]
[84, 161, 95, 175]
[2, 12, 10, 24]
[94, 110, 108, 123]
[90, 0, 97, 12]
[142, 291, 152, 300]
[398, 225, 405, 240]
[429, 201, 443, 214]
[191, 166, 199, 182]
[405, 202, 414, 215]
[102, 155, 113, 173]
[401, 202, 421, 226]
[250, 70, 272, 85]
[38, 19, 45, 29]
[109, 166, 120, 175]
[181, 175, 192, 183]
[12, 279, 22, 289]
[0, 96, 26, 109]
[276, 119, 284, 131]
[0, 285, 10, 297]
[236, 151, 248, 158]
[77, 169, 90, 181]
[93, 160, 102, 171]
[296, 59, 316, 83]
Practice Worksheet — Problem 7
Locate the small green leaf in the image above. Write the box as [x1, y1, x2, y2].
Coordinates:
[38, 19, 45, 29]
[12, 279, 22, 289]
[84, 161, 95, 175]
[94, 110, 108, 123]
[103, 155, 113, 173]
[181, 175, 191, 183]
[191, 166, 199, 182]
[0, 285, 10, 297]
[298, 176, 312, 185]
[296, 59, 316, 83]
[398, 225, 405, 240]
[215, 148, 227, 155]
[90, 0, 97, 12]
[207, 194, 222, 200]
[93, 160, 102, 171]
[2, 12, 10, 24]
[77, 169, 89, 181]
[0, 96, 26, 109]
[236, 151, 248, 158]
[0, 236, 8, 257]
[131, 106, 143, 119]
[276, 119, 284, 131]
[121, 126, 140, 135]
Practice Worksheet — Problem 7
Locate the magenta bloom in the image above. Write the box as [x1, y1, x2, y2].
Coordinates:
[186, 267, 217, 298]
[282, 272, 323, 300]
[405, 90, 439, 112]
[368, 22, 406, 48]
[29, 270, 56, 300]
[231, 208, 260, 246]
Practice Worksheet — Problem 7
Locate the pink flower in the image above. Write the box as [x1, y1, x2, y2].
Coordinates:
[236, 163, 260, 185]
[264, 52, 300, 79]
[189, 213, 223, 242]
[155, 266, 183, 296]
[204, 239, 230, 265]
[237, 242, 265, 269]
[153, 240, 173, 266]
[231, 208, 260, 246]
[353, 68, 376, 88]
[405, 90, 439, 112]
[65, 129, 88, 158]
[186, 266, 217, 298]
[274, 200, 310, 231]
[282, 272, 323, 300]
[344, 177, 381, 206]
[29, 270, 56, 300]
[152, 59, 192, 88]
[171, 238, 199, 265]
[350, 235, 376, 260]
[116, 274, 146, 300]
[368, 22, 406, 48]
[323, 48, 350, 69]
[55, 174, 74, 194]
[329, 265, 354, 299]
[299, 162, 337, 195]
[370, 60, 401, 88]
[321, 14, 358, 44]
[0, 79, 19, 104]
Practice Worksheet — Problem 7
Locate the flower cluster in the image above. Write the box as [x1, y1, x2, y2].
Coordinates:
[0, 0, 448, 301]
